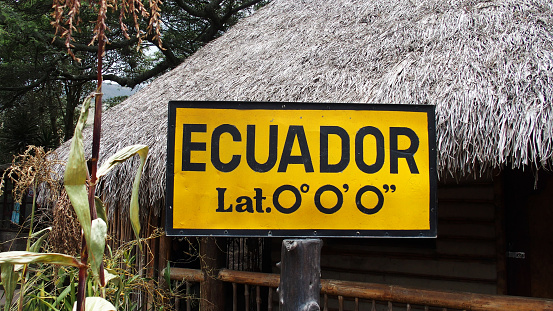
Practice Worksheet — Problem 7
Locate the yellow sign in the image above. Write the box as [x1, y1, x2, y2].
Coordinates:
[166, 102, 436, 237]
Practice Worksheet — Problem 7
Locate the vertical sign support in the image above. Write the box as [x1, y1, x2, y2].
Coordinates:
[200, 237, 225, 311]
[279, 239, 323, 311]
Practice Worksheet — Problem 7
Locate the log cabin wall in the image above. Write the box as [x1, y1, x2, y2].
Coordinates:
[525, 172, 553, 299]
[503, 169, 553, 299]
[271, 176, 504, 295]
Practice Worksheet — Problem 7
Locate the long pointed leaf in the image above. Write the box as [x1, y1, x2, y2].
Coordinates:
[64, 94, 94, 252]
[96, 145, 148, 178]
[31, 226, 52, 238]
[36, 299, 60, 311]
[1, 263, 18, 311]
[30, 227, 52, 253]
[0, 251, 82, 267]
[164, 263, 172, 292]
[97, 144, 149, 247]
[90, 218, 107, 279]
[94, 197, 107, 226]
[129, 146, 148, 247]
[54, 285, 72, 308]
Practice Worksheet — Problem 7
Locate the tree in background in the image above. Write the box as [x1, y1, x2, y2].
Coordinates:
[0, 0, 269, 163]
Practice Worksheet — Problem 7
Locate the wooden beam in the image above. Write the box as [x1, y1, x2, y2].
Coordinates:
[320, 279, 553, 310]
[169, 267, 205, 282]
[218, 269, 279, 287]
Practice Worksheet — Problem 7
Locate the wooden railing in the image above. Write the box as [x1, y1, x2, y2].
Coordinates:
[169, 267, 553, 311]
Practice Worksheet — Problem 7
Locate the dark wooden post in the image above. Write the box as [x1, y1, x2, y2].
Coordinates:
[200, 237, 226, 311]
[158, 208, 172, 306]
[279, 239, 322, 311]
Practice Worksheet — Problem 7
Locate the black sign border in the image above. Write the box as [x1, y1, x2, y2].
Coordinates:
[166, 101, 437, 238]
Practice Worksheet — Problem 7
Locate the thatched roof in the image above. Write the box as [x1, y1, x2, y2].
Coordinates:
[50, 0, 553, 212]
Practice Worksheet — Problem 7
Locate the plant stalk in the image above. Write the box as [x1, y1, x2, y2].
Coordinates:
[77, 13, 106, 311]
[77, 262, 88, 311]
[17, 180, 38, 311]
[92, 19, 106, 289]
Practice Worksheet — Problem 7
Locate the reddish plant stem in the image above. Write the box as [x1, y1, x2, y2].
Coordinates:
[77, 16, 106, 311]
[89, 25, 104, 206]
[93, 27, 106, 289]
[76, 236, 88, 311]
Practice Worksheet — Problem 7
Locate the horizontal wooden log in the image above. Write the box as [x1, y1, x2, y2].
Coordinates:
[218, 269, 280, 288]
[320, 279, 553, 311]
[169, 268, 553, 310]
[167, 267, 205, 282]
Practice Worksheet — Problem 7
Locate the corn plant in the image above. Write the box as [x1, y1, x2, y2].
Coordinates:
[0, 94, 148, 311]
[1, 0, 161, 308]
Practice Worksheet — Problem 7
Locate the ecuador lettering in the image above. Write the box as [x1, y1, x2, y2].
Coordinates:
[182, 124, 420, 174]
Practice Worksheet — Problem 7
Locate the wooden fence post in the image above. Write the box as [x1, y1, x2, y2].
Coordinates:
[279, 239, 323, 311]
[200, 237, 226, 311]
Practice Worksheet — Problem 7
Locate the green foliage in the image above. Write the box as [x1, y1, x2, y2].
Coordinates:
[96, 144, 149, 246]
[63, 94, 94, 258]
[0, 92, 152, 310]
[0, 252, 82, 267]
[1, 263, 18, 311]
[12, 265, 77, 311]
[0, 0, 91, 162]
[94, 198, 108, 227]
[89, 219, 107, 279]
[30, 228, 53, 253]
[102, 232, 171, 310]
[0, 237, 171, 311]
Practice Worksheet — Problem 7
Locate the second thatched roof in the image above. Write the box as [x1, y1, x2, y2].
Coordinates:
[51, 0, 553, 212]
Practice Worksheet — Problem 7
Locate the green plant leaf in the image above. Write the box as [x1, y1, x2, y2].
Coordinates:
[164, 263, 171, 292]
[64, 94, 94, 253]
[90, 218, 107, 279]
[70, 276, 76, 310]
[96, 145, 148, 178]
[97, 144, 149, 248]
[0, 251, 82, 267]
[36, 298, 60, 311]
[54, 285, 72, 308]
[31, 226, 52, 238]
[1, 263, 18, 311]
[30, 227, 52, 252]
[94, 196, 107, 226]
[72, 297, 116, 311]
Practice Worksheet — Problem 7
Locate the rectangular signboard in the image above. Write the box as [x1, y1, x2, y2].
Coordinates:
[166, 101, 436, 237]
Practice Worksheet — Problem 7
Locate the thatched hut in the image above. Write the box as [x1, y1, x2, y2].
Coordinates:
[49, 0, 553, 302]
